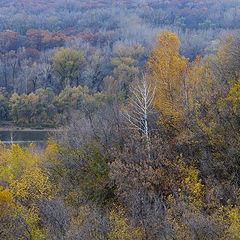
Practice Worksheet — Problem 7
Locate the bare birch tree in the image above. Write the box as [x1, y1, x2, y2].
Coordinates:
[123, 74, 156, 160]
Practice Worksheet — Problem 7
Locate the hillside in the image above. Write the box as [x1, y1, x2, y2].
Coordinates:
[0, 0, 240, 239]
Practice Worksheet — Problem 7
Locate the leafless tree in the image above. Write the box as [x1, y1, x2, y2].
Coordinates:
[123, 74, 155, 160]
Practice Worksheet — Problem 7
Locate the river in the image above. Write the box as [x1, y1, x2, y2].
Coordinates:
[0, 130, 54, 147]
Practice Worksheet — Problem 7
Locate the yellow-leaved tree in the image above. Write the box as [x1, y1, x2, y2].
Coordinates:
[0, 143, 56, 240]
[147, 30, 188, 129]
[0, 186, 13, 221]
[107, 206, 144, 240]
[167, 159, 209, 240]
[52, 47, 86, 88]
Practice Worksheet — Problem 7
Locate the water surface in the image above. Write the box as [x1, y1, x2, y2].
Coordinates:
[0, 130, 52, 147]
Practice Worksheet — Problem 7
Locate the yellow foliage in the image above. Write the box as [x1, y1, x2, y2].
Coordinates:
[0, 186, 13, 220]
[0, 143, 39, 183]
[184, 54, 229, 158]
[224, 78, 240, 114]
[168, 160, 204, 209]
[45, 139, 61, 164]
[216, 202, 240, 240]
[52, 47, 85, 87]
[223, 206, 240, 239]
[181, 167, 204, 208]
[10, 167, 55, 205]
[0, 143, 56, 239]
[13, 204, 46, 240]
[147, 30, 188, 128]
[108, 206, 144, 240]
[185, 56, 214, 112]
[216, 34, 235, 65]
[168, 160, 205, 239]
[111, 57, 136, 67]
[216, 33, 240, 84]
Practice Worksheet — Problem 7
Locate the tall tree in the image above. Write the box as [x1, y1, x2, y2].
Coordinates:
[52, 47, 86, 89]
[123, 74, 155, 160]
[147, 30, 188, 130]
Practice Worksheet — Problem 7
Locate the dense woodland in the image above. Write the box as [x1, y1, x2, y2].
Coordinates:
[0, 0, 240, 239]
[0, 0, 240, 126]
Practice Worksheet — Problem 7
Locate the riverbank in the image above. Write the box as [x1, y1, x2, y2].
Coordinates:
[0, 121, 61, 132]
[0, 127, 60, 132]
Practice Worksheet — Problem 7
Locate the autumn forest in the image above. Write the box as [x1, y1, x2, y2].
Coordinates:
[0, 0, 240, 239]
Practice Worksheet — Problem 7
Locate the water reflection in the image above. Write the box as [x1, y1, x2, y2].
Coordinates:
[0, 130, 53, 147]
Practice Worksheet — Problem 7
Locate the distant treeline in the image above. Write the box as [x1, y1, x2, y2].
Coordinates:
[0, 0, 239, 128]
